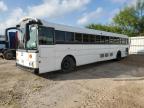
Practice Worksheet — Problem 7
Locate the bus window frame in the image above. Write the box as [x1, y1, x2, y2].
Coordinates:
[38, 25, 55, 45]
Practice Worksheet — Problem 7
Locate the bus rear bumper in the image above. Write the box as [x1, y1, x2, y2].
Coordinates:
[16, 63, 39, 74]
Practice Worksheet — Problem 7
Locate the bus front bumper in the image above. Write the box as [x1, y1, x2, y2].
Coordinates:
[16, 63, 39, 74]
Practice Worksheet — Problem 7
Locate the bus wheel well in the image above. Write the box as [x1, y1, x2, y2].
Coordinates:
[61, 55, 76, 73]
[64, 55, 76, 65]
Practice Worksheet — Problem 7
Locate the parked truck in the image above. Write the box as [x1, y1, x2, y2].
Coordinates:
[1, 27, 17, 60]
[0, 35, 6, 52]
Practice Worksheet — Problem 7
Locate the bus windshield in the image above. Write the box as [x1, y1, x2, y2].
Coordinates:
[17, 24, 38, 50]
[26, 26, 37, 50]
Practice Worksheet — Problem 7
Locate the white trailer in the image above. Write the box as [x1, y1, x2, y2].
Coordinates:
[129, 36, 144, 54]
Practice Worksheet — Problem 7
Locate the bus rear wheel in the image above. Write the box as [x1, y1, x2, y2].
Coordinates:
[116, 51, 121, 61]
[61, 56, 76, 73]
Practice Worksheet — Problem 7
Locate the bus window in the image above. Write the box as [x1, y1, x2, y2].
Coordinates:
[122, 38, 126, 44]
[109, 37, 114, 44]
[38, 26, 54, 45]
[105, 36, 109, 44]
[126, 39, 129, 44]
[119, 38, 122, 44]
[116, 37, 120, 44]
[90, 35, 95, 43]
[75, 33, 82, 43]
[96, 35, 100, 44]
[114, 37, 119, 44]
[65, 32, 74, 42]
[55, 30, 65, 42]
[83, 34, 89, 43]
[100, 36, 105, 44]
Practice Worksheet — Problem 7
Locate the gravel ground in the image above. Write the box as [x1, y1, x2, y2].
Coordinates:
[0, 55, 144, 108]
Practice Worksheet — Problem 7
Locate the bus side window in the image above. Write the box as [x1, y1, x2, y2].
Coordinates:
[114, 37, 119, 44]
[55, 30, 65, 43]
[75, 33, 82, 43]
[90, 35, 95, 43]
[109, 37, 113, 44]
[83, 34, 89, 43]
[105, 36, 109, 44]
[127, 39, 129, 44]
[100, 36, 105, 44]
[116, 37, 120, 44]
[65, 32, 74, 42]
[120, 38, 122, 44]
[38, 26, 54, 45]
[121, 38, 125, 44]
[96, 35, 100, 44]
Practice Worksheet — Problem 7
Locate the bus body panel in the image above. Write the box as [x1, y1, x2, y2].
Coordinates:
[16, 45, 129, 74]
[38, 44, 129, 74]
[38, 45, 56, 73]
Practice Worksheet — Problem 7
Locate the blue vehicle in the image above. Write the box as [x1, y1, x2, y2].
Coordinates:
[0, 36, 6, 52]
[1, 27, 17, 60]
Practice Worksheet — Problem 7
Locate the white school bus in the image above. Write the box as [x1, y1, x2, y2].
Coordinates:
[16, 17, 129, 74]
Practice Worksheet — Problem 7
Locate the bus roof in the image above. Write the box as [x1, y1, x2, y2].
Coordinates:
[19, 17, 128, 38]
[41, 20, 128, 38]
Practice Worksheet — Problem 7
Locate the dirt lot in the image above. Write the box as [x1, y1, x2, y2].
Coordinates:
[0, 55, 144, 108]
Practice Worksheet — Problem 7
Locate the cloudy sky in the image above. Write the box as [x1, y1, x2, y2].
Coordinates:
[0, 0, 137, 34]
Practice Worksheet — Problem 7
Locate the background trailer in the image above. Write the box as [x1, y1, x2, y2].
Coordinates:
[129, 36, 144, 54]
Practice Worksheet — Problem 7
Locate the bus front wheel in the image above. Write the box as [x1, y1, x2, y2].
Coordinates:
[61, 56, 76, 73]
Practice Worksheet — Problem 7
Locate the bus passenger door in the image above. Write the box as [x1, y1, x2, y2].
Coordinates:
[38, 26, 55, 73]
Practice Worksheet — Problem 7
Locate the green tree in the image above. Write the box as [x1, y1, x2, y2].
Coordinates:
[113, 0, 144, 36]
[113, 7, 138, 36]
[135, 0, 144, 35]
[86, 24, 122, 34]
[86, 0, 144, 37]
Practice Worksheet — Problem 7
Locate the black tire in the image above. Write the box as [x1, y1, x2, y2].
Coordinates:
[4, 51, 13, 60]
[61, 56, 76, 73]
[116, 51, 121, 61]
